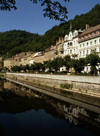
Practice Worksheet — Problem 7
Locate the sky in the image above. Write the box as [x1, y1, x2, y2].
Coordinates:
[0, 0, 100, 35]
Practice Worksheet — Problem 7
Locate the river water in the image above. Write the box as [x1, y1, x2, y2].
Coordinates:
[0, 79, 100, 136]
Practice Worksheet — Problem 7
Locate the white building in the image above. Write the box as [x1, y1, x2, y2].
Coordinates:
[64, 24, 83, 59]
[78, 24, 100, 58]
[78, 24, 100, 73]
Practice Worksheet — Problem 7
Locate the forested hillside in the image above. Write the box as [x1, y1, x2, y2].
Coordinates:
[0, 4, 100, 60]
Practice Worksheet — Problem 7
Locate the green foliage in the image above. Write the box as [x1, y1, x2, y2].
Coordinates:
[0, 0, 69, 22]
[11, 65, 21, 72]
[1, 4, 100, 59]
[0, 74, 4, 77]
[63, 55, 71, 72]
[85, 51, 99, 74]
[60, 83, 73, 89]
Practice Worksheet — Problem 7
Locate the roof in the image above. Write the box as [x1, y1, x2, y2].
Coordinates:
[78, 24, 100, 37]
[21, 55, 27, 58]
[4, 58, 13, 61]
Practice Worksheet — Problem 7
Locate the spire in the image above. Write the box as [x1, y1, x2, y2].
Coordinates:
[70, 23, 72, 32]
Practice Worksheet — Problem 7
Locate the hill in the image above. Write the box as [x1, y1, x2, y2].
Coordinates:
[0, 4, 100, 60]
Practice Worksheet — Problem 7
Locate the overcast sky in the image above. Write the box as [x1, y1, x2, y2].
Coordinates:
[1, 0, 100, 35]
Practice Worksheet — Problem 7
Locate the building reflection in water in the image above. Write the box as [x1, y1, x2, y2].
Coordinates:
[0, 79, 100, 136]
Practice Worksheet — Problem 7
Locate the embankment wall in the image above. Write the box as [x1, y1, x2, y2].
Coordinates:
[6, 73, 100, 95]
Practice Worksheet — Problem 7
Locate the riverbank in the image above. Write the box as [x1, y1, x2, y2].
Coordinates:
[5, 72, 100, 93]
[3, 72, 100, 107]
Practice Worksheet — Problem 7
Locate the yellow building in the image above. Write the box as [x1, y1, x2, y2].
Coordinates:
[4, 58, 14, 69]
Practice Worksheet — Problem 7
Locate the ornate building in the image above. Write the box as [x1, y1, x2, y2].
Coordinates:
[64, 24, 83, 59]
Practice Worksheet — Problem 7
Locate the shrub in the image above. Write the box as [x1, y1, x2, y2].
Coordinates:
[60, 83, 73, 89]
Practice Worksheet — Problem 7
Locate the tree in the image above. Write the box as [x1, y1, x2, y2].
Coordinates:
[63, 55, 71, 73]
[85, 51, 100, 74]
[46, 60, 52, 72]
[70, 59, 78, 73]
[11, 65, 21, 72]
[34, 62, 42, 72]
[76, 58, 85, 73]
[0, 0, 69, 22]
[52, 57, 59, 72]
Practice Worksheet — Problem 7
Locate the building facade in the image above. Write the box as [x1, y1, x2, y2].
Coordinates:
[64, 24, 83, 59]
[54, 36, 64, 58]
[78, 24, 100, 58]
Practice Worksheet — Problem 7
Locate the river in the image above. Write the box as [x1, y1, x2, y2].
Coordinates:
[0, 79, 100, 136]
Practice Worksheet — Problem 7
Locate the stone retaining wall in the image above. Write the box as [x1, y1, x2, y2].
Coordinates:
[6, 73, 100, 95]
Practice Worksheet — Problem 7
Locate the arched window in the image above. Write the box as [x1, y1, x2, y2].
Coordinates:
[70, 42, 72, 46]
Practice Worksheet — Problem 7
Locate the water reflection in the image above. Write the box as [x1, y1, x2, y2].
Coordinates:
[0, 79, 100, 136]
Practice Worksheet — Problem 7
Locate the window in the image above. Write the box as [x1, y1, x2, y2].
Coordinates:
[99, 39, 100, 43]
[80, 44, 81, 48]
[83, 51, 85, 56]
[70, 50, 72, 54]
[80, 52, 81, 57]
[94, 40, 96, 44]
[90, 41, 92, 45]
[83, 43, 85, 47]
[87, 42, 88, 46]
[87, 50, 88, 54]
[70, 42, 72, 46]
[99, 47, 100, 52]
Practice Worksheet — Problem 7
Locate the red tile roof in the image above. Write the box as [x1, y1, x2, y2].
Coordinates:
[78, 24, 100, 37]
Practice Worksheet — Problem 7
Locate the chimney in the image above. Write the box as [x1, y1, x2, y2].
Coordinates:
[86, 24, 90, 30]
[70, 23, 72, 32]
